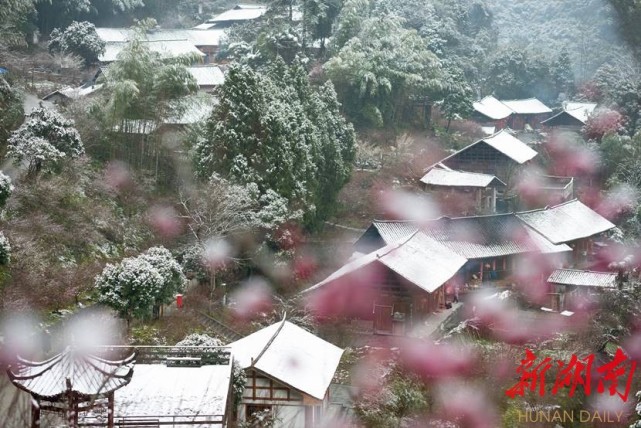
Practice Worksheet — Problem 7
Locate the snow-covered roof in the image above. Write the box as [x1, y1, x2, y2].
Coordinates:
[8, 347, 134, 400]
[43, 84, 103, 101]
[193, 22, 218, 30]
[481, 126, 496, 135]
[517, 200, 615, 244]
[501, 98, 552, 115]
[95, 27, 130, 43]
[473, 95, 513, 120]
[432, 130, 537, 170]
[185, 29, 226, 46]
[208, 5, 268, 23]
[100, 40, 205, 62]
[229, 320, 343, 400]
[523, 226, 572, 254]
[548, 268, 617, 288]
[96, 28, 225, 47]
[111, 362, 231, 423]
[188, 66, 225, 87]
[420, 167, 505, 188]
[165, 94, 217, 125]
[564, 102, 597, 123]
[480, 130, 538, 164]
[308, 231, 467, 294]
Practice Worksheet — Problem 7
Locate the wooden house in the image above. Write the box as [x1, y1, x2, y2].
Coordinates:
[541, 102, 597, 132]
[228, 320, 343, 428]
[518, 174, 575, 210]
[194, 4, 269, 29]
[419, 215, 570, 287]
[420, 164, 506, 215]
[472, 95, 513, 130]
[434, 130, 538, 189]
[501, 98, 552, 129]
[305, 231, 468, 335]
[187, 65, 225, 92]
[95, 27, 225, 64]
[547, 268, 619, 310]
[472, 96, 552, 130]
[354, 216, 571, 290]
[516, 200, 615, 266]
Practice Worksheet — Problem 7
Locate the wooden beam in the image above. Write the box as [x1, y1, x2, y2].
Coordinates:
[108, 393, 114, 428]
[31, 399, 40, 428]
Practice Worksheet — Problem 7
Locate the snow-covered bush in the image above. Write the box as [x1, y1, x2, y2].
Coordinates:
[94, 257, 164, 322]
[0, 171, 14, 207]
[48, 21, 105, 65]
[8, 107, 84, 175]
[175, 333, 222, 347]
[0, 232, 11, 265]
[95, 246, 186, 323]
[138, 246, 186, 304]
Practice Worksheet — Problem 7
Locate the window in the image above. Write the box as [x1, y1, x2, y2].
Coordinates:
[246, 404, 272, 422]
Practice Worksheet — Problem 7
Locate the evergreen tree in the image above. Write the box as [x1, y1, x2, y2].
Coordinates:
[325, 15, 444, 127]
[48, 21, 106, 66]
[193, 62, 355, 230]
[8, 107, 84, 175]
[0, 78, 24, 147]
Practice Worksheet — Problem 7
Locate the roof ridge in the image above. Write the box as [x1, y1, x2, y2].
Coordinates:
[554, 268, 616, 274]
[252, 316, 287, 367]
[376, 231, 417, 259]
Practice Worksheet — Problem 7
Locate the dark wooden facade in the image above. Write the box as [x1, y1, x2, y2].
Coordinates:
[442, 142, 524, 185]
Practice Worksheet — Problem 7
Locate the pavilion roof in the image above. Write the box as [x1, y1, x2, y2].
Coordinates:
[7, 347, 134, 400]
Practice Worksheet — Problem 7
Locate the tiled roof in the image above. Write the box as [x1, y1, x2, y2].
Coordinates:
[187, 66, 225, 87]
[516, 200, 615, 244]
[8, 347, 134, 400]
[228, 320, 343, 400]
[371, 220, 418, 243]
[564, 102, 597, 123]
[432, 130, 538, 170]
[473, 95, 513, 120]
[480, 130, 539, 164]
[548, 268, 618, 288]
[209, 5, 268, 23]
[360, 213, 572, 258]
[96, 28, 225, 47]
[421, 214, 539, 259]
[501, 98, 552, 115]
[100, 40, 205, 62]
[306, 231, 467, 294]
[420, 167, 505, 188]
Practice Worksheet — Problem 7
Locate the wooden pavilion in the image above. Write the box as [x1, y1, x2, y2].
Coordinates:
[7, 347, 135, 428]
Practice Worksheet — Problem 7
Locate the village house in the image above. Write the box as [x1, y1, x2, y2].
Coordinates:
[547, 268, 620, 311]
[541, 101, 597, 132]
[472, 96, 552, 130]
[472, 95, 513, 131]
[305, 231, 468, 335]
[354, 216, 571, 290]
[95, 27, 226, 64]
[518, 174, 575, 210]
[420, 164, 506, 215]
[228, 319, 344, 427]
[187, 65, 225, 92]
[516, 199, 616, 266]
[501, 98, 553, 130]
[432, 130, 538, 207]
[194, 4, 269, 29]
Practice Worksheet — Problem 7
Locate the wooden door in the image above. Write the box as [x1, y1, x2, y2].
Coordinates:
[373, 304, 393, 334]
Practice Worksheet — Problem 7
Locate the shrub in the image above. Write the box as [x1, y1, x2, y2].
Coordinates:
[0, 232, 11, 265]
[0, 171, 14, 207]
